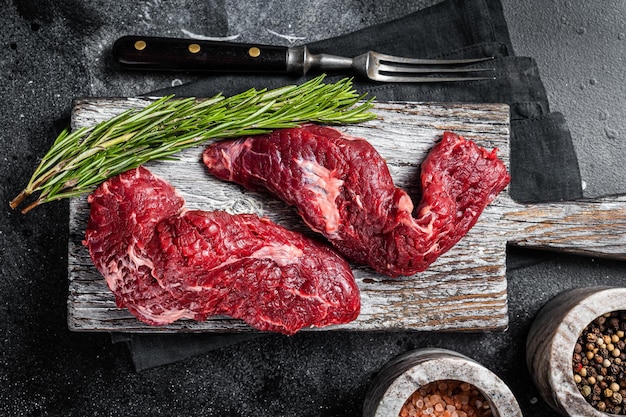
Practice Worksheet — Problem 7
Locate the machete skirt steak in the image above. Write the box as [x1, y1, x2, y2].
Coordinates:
[83, 166, 360, 334]
[203, 126, 510, 277]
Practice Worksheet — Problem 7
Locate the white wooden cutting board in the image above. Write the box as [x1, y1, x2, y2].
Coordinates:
[67, 99, 626, 333]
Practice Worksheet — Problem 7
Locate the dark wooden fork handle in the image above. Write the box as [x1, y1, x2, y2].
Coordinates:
[112, 35, 289, 72]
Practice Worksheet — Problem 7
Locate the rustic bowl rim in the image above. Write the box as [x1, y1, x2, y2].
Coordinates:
[363, 347, 522, 417]
[547, 286, 626, 417]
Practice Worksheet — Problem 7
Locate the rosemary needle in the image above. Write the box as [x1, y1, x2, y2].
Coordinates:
[10, 76, 376, 213]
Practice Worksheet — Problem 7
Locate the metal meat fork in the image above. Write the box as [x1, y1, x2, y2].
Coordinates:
[292, 49, 495, 83]
[113, 35, 495, 83]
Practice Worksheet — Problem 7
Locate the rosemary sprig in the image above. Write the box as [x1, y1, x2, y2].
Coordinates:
[10, 76, 376, 213]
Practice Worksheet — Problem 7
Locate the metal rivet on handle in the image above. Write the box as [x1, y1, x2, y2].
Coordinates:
[134, 40, 146, 51]
[248, 47, 261, 57]
[188, 43, 201, 53]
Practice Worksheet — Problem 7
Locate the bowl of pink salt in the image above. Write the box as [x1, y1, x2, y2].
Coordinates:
[363, 348, 522, 417]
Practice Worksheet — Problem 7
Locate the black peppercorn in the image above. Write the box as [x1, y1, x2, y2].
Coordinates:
[574, 311, 626, 414]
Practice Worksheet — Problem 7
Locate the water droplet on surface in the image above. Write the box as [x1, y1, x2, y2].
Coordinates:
[576, 27, 587, 35]
[589, 78, 597, 86]
[599, 110, 609, 121]
[171, 79, 183, 87]
[581, 180, 587, 191]
[605, 127, 619, 140]
[618, 33, 626, 40]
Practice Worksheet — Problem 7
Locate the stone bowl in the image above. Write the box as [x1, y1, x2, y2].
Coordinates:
[526, 286, 626, 416]
[363, 347, 523, 417]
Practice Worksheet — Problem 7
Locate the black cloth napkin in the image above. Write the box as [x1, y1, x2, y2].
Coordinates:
[111, 0, 583, 371]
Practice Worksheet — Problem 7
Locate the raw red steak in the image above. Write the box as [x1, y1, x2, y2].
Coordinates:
[203, 126, 510, 277]
[84, 166, 360, 334]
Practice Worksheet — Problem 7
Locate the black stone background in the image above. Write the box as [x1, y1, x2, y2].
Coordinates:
[1, 1, 625, 416]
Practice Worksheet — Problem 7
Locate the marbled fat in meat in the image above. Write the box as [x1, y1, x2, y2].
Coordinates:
[84, 166, 360, 334]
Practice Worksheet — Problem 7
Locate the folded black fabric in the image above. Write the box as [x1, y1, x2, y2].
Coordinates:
[110, 332, 264, 371]
[510, 112, 581, 202]
[112, 0, 583, 370]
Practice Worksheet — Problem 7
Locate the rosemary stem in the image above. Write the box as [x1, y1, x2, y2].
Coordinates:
[12, 75, 376, 213]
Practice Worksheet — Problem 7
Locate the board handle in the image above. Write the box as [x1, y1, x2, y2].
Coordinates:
[505, 195, 626, 260]
[112, 35, 290, 73]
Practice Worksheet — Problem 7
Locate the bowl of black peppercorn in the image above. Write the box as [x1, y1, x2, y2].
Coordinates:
[527, 286, 626, 416]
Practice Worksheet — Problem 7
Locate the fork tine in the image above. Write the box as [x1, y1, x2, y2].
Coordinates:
[377, 63, 495, 74]
[371, 74, 496, 83]
[375, 53, 495, 66]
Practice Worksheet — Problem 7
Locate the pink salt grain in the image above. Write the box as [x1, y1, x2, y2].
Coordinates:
[398, 380, 493, 417]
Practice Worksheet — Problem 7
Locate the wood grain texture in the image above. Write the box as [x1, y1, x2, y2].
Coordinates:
[505, 196, 626, 259]
[66, 98, 626, 334]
